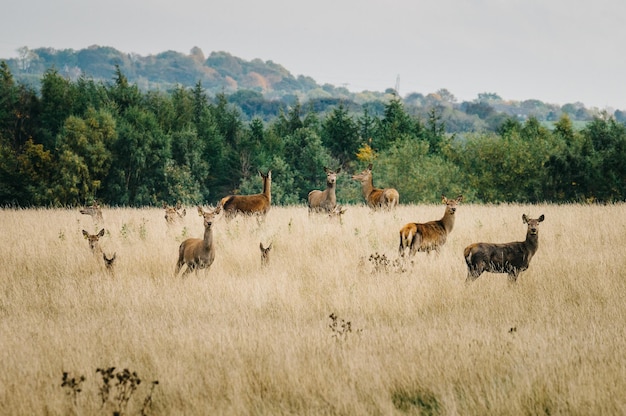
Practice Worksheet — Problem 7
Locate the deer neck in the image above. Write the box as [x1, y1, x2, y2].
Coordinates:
[360, 176, 375, 199]
[441, 209, 456, 233]
[203, 225, 214, 249]
[524, 232, 539, 253]
[263, 176, 272, 204]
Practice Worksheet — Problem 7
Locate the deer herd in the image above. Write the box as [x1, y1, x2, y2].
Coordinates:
[79, 165, 545, 283]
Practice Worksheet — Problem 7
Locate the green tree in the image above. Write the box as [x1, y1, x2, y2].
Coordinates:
[105, 106, 171, 205]
[39, 68, 76, 149]
[50, 108, 116, 205]
[374, 98, 420, 150]
[321, 103, 360, 165]
[582, 115, 626, 201]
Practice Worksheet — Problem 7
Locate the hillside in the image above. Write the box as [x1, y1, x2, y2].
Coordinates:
[5, 45, 337, 99]
[3, 45, 626, 128]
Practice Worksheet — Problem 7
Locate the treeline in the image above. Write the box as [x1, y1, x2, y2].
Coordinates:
[1, 62, 625, 207]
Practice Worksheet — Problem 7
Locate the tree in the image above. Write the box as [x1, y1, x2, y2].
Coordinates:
[374, 97, 418, 150]
[50, 108, 116, 205]
[321, 103, 360, 165]
[104, 106, 171, 205]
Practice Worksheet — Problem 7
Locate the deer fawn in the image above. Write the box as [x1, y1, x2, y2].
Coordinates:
[82, 229, 105, 254]
[80, 200, 103, 222]
[399, 195, 463, 257]
[260, 242, 272, 266]
[175, 206, 221, 277]
[351, 164, 399, 210]
[464, 214, 545, 282]
[102, 252, 116, 274]
[163, 202, 186, 224]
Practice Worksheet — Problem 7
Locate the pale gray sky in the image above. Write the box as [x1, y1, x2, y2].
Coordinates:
[2, 0, 625, 109]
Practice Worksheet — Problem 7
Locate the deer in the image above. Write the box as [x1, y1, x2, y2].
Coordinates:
[163, 202, 186, 224]
[80, 200, 103, 222]
[82, 228, 105, 255]
[175, 205, 221, 278]
[464, 214, 545, 283]
[308, 167, 341, 214]
[219, 170, 272, 220]
[102, 252, 116, 274]
[328, 204, 347, 222]
[260, 242, 272, 266]
[351, 164, 399, 210]
[399, 195, 463, 257]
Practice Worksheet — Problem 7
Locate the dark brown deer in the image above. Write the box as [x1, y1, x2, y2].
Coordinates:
[399, 195, 463, 257]
[308, 167, 341, 213]
[103, 252, 116, 274]
[351, 164, 399, 210]
[163, 202, 186, 224]
[220, 170, 272, 219]
[80, 200, 103, 222]
[260, 242, 272, 266]
[175, 205, 221, 277]
[464, 214, 545, 282]
[82, 228, 105, 254]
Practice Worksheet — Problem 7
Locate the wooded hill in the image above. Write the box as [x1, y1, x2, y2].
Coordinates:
[1, 47, 626, 208]
[5, 45, 625, 130]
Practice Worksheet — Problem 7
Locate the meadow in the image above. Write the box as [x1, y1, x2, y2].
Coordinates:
[1, 202, 626, 415]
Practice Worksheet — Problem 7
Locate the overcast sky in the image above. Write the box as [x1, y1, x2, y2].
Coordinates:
[2, 0, 625, 109]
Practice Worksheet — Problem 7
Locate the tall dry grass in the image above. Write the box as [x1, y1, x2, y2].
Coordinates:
[1, 203, 626, 415]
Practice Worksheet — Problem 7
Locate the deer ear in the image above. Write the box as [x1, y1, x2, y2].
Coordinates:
[260, 242, 264, 250]
[197, 206, 204, 216]
[367, 163, 373, 170]
[336, 168, 341, 174]
[457, 195, 463, 202]
[522, 214, 529, 223]
[98, 229, 105, 237]
[441, 194, 447, 204]
[538, 214, 545, 222]
[82, 230, 89, 239]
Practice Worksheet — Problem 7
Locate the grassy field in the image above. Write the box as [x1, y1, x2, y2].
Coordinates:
[1, 202, 626, 415]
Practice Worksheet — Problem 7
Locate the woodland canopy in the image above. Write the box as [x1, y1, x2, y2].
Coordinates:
[1, 53, 625, 207]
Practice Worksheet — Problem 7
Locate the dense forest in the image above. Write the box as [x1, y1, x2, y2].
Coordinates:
[1, 48, 625, 207]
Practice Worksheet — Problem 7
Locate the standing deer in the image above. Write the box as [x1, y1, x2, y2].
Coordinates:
[220, 170, 272, 220]
[399, 195, 463, 257]
[260, 242, 272, 266]
[163, 202, 186, 224]
[175, 205, 221, 277]
[82, 229, 105, 254]
[464, 214, 545, 282]
[351, 164, 399, 210]
[80, 200, 103, 222]
[308, 167, 341, 213]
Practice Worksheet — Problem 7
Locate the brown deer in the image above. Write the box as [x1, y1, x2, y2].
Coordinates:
[464, 214, 545, 282]
[399, 195, 463, 257]
[82, 228, 105, 254]
[102, 252, 116, 274]
[351, 164, 399, 210]
[308, 167, 341, 213]
[220, 170, 272, 219]
[80, 200, 103, 222]
[328, 204, 347, 222]
[260, 242, 272, 266]
[175, 205, 221, 277]
[163, 202, 186, 224]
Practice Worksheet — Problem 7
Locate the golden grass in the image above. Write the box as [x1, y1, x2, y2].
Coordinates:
[1, 203, 626, 415]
